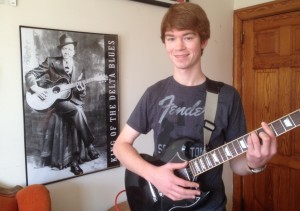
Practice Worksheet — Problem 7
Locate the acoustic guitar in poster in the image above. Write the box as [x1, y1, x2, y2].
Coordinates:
[26, 74, 108, 111]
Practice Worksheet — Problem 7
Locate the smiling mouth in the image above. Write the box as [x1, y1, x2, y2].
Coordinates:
[175, 54, 188, 60]
[175, 52, 189, 57]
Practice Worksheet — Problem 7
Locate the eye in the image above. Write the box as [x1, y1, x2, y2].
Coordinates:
[184, 36, 194, 41]
[165, 37, 175, 42]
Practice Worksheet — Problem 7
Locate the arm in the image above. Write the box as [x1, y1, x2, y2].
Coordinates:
[230, 122, 277, 175]
[25, 58, 50, 89]
[113, 124, 201, 201]
[25, 59, 51, 100]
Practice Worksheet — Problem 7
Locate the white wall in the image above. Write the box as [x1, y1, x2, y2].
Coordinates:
[0, 0, 272, 210]
[234, 0, 274, 9]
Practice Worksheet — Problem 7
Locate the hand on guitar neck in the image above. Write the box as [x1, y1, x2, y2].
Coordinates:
[76, 81, 86, 92]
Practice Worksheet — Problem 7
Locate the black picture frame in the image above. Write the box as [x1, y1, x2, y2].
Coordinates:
[20, 26, 119, 185]
[131, 0, 189, 8]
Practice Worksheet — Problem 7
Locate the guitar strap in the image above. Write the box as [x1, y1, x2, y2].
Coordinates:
[203, 78, 224, 153]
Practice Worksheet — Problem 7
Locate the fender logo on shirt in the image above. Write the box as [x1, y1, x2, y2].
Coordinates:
[158, 95, 204, 124]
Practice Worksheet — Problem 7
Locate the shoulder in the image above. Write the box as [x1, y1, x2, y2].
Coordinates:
[147, 76, 172, 90]
[206, 78, 242, 105]
[136, 76, 173, 105]
[144, 76, 173, 95]
[206, 78, 224, 93]
[47, 57, 62, 63]
[220, 83, 241, 99]
[217, 82, 244, 114]
[205, 78, 240, 98]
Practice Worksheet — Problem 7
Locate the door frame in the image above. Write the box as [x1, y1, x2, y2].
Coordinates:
[233, 0, 300, 210]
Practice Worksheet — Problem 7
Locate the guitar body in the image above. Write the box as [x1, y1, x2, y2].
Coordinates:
[125, 138, 210, 211]
[26, 78, 72, 111]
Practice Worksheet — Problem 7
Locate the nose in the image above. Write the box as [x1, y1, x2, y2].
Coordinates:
[175, 38, 185, 50]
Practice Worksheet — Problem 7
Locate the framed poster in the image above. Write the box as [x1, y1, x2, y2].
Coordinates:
[20, 26, 119, 185]
[131, 0, 189, 7]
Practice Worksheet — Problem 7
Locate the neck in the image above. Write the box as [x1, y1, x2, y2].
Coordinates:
[173, 68, 206, 86]
[63, 58, 73, 62]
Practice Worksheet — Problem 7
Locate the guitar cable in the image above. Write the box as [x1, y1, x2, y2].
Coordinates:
[114, 189, 126, 211]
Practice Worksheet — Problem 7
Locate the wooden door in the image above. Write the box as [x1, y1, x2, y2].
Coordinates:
[233, 1, 300, 210]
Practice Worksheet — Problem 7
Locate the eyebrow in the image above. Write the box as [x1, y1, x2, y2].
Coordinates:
[165, 31, 196, 37]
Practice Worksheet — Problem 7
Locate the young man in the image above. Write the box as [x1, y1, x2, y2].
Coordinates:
[113, 3, 277, 210]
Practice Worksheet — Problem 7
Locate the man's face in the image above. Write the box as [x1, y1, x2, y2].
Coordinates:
[61, 44, 75, 60]
[164, 29, 207, 70]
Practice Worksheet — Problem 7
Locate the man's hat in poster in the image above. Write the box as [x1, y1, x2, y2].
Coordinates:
[58, 34, 78, 48]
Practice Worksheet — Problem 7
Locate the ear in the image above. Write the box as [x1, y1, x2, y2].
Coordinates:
[201, 39, 208, 49]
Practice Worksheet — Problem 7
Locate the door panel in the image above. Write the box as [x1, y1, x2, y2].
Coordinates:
[234, 2, 300, 210]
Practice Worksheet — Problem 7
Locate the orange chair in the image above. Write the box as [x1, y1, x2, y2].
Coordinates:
[0, 184, 51, 211]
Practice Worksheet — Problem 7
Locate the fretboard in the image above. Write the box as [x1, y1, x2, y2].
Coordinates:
[188, 109, 300, 177]
[59, 75, 107, 91]
[64, 78, 96, 90]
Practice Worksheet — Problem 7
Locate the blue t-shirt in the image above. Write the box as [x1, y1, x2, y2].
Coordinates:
[127, 76, 247, 210]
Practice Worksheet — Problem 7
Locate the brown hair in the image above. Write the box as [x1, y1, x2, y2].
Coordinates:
[160, 3, 210, 43]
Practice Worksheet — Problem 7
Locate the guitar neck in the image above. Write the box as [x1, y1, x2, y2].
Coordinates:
[189, 109, 300, 177]
[60, 75, 107, 91]
[63, 78, 98, 89]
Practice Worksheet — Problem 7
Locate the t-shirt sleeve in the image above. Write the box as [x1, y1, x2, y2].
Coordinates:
[127, 89, 151, 134]
[224, 87, 247, 142]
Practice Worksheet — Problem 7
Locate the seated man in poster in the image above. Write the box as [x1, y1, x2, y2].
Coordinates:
[25, 34, 100, 176]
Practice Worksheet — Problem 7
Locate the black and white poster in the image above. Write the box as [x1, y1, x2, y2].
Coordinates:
[20, 26, 119, 185]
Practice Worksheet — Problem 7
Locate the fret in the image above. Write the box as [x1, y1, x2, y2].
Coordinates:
[290, 110, 300, 125]
[189, 160, 197, 176]
[228, 142, 237, 157]
[196, 158, 205, 173]
[219, 146, 228, 161]
[211, 151, 220, 164]
[268, 123, 275, 134]
[238, 137, 248, 152]
[189, 159, 199, 177]
[207, 153, 216, 167]
[195, 159, 202, 174]
[196, 159, 204, 174]
[215, 148, 224, 163]
[232, 140, 243, 154]
[271, 120, 285, 136]
[199, 158, 207, 170]
[204, 154, 213, 168]
[281, 116, 295, 130]
[256, 127, 265, 136]
[196, 161, 202, 175]
[224, 145, 232, 158]
[192, 160, 201, 175]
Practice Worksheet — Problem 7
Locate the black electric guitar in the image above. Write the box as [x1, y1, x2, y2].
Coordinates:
[26, 74, 107, 111]
[125, 109, 300, 211]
